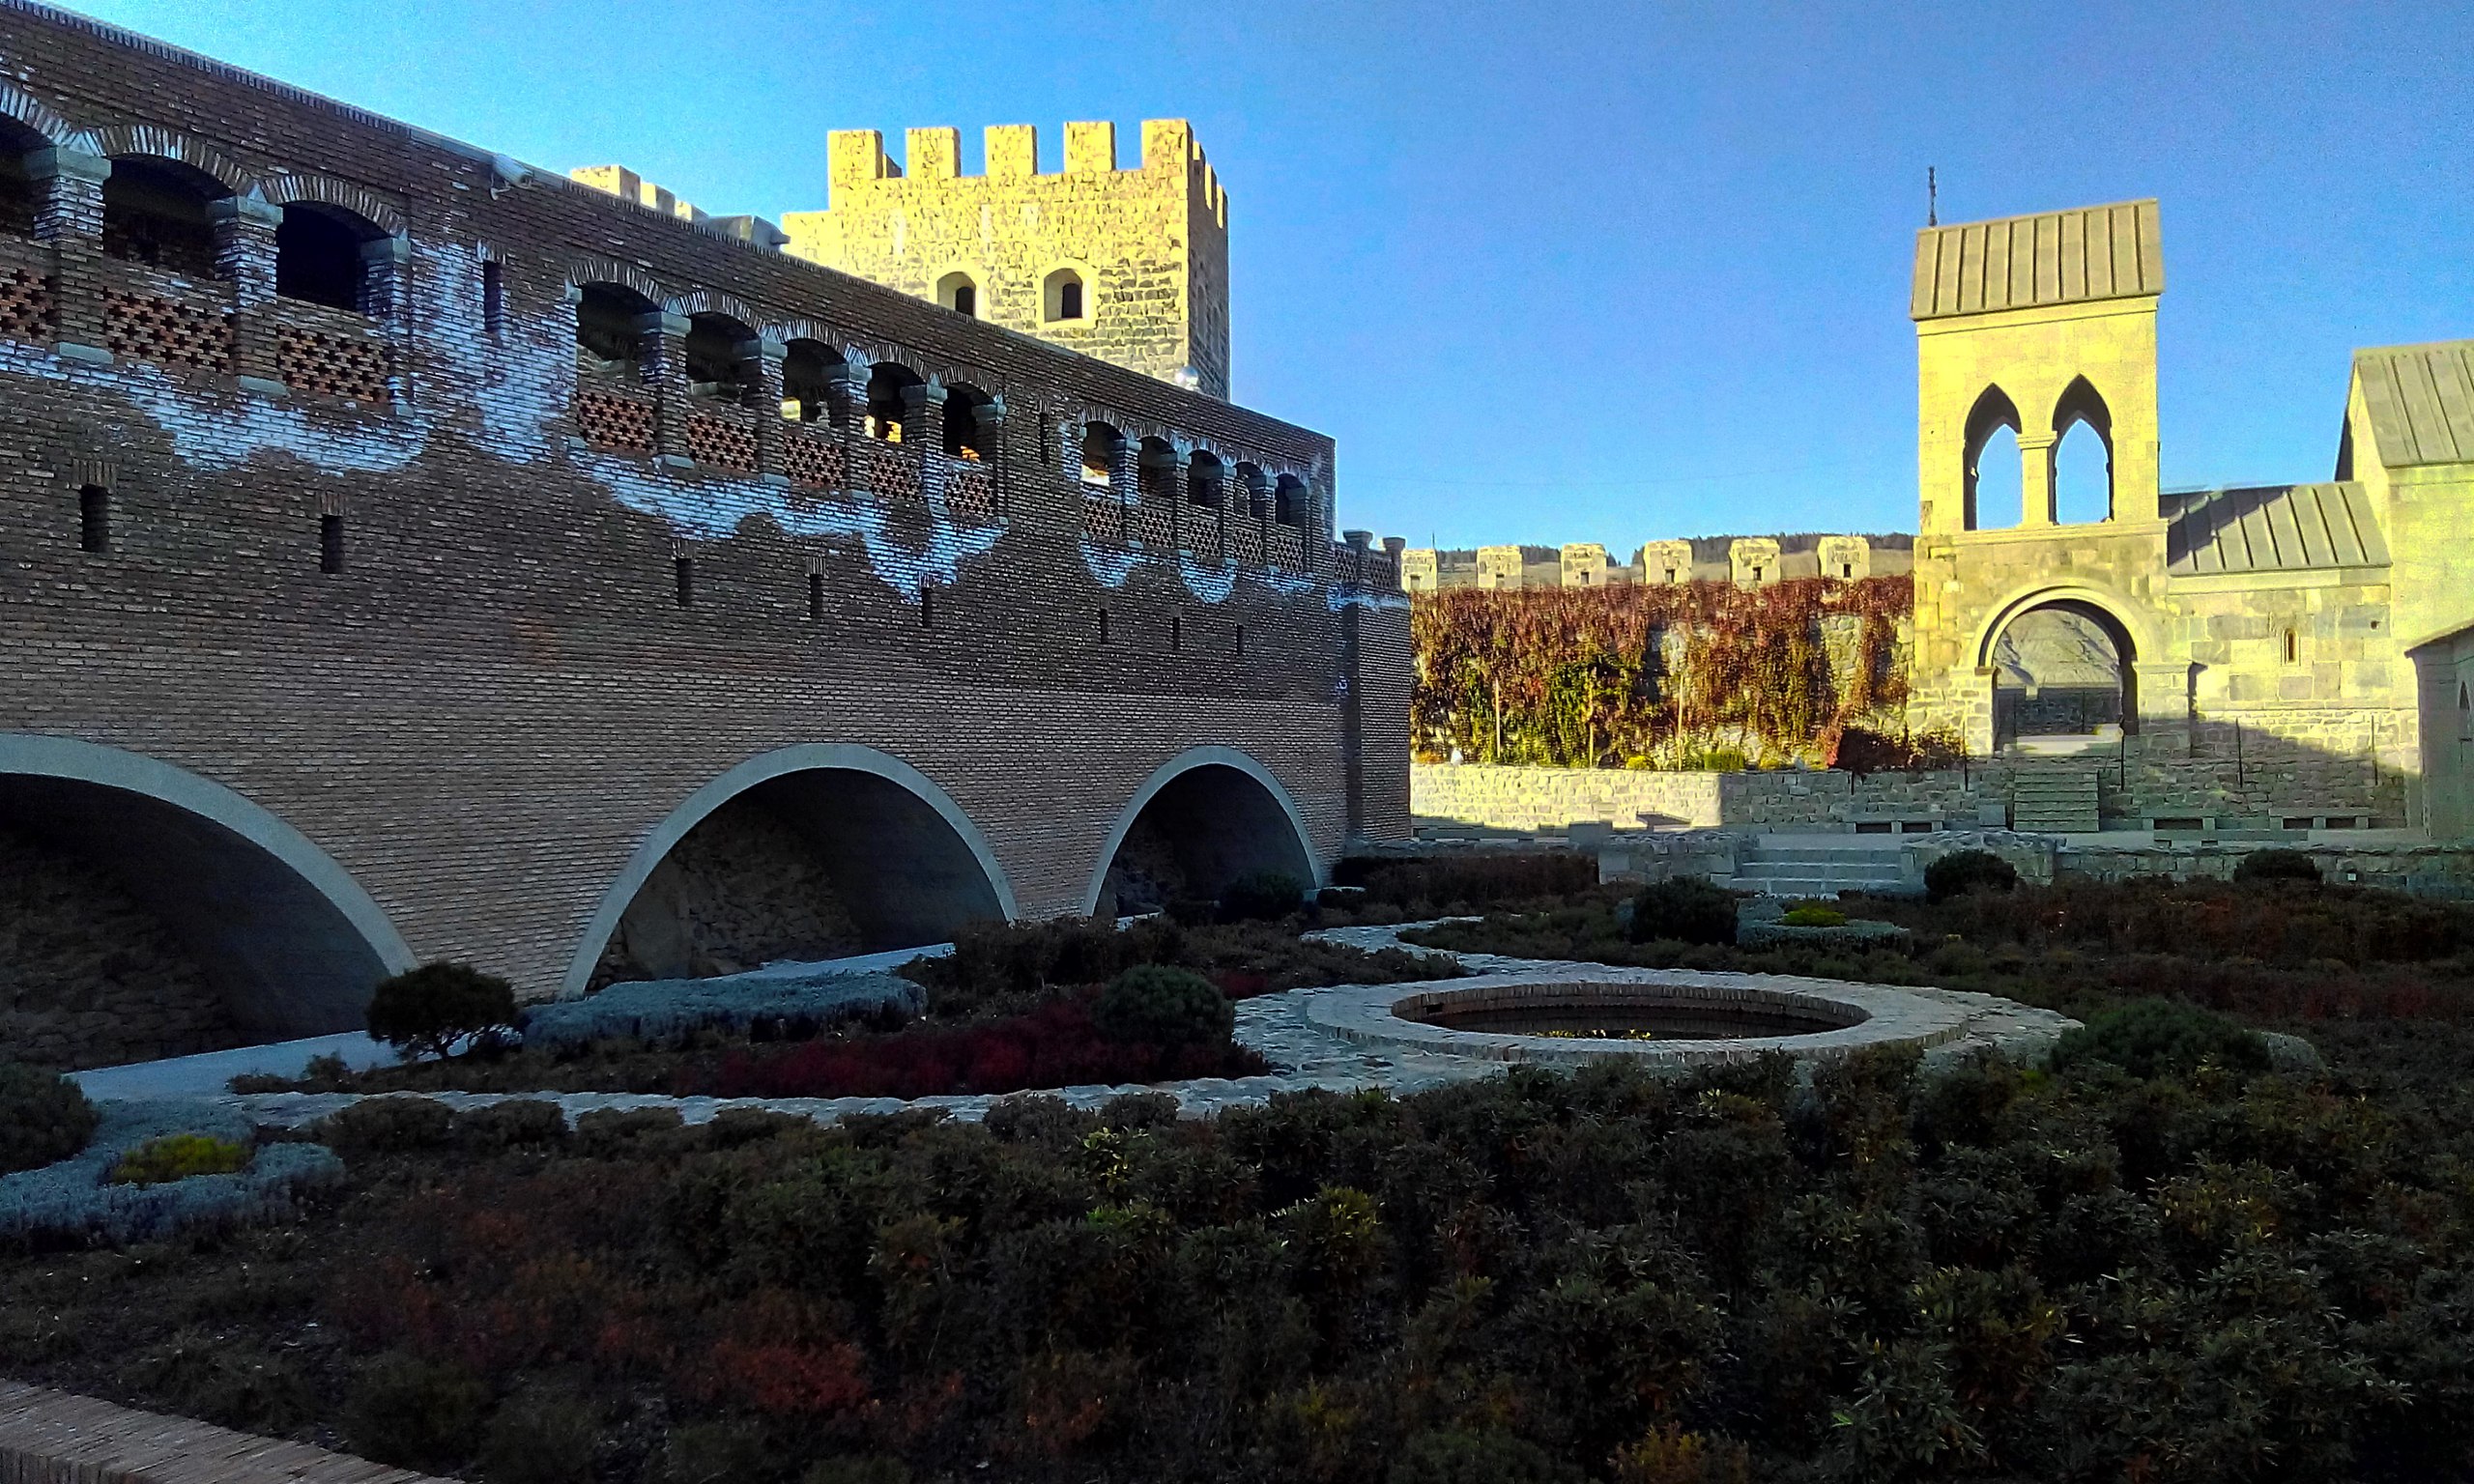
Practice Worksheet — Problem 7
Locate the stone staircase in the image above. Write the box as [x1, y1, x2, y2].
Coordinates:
[2010, 768, 2102, 835]
[1729, 839, 1913, 899]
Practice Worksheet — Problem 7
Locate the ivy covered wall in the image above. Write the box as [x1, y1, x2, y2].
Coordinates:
[1410, 576, 1933, 769]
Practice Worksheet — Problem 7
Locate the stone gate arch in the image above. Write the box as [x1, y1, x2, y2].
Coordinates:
[1086, 746, 1321, 916]
[1974, 586, 2150, 745]
[562, 744, 1016, 997]
[0, 733, 414, 1040]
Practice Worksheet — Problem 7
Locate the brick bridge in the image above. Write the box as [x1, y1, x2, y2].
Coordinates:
[0, 4, 1410, 1042]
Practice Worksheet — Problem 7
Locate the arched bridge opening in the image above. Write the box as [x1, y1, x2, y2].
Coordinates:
[576, 747, 1012, 992]
[0, 735, 411, 1057]
[1092, 751, 1318, 917]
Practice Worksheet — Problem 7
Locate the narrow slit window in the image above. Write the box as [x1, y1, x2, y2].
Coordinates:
[481, 259, 504, 340]
[920, 585, 935, 628]
[807, 571, 823, 621]
[77, 486, 108, 554]
[1234, 623, 1245, 658]
[1170, 613, 1182, 651]
[1097, 607, 1110, 644]
[320, 513, 345, 574]
[674, 556, 694, 609]
[2283, 628, 2298, 664]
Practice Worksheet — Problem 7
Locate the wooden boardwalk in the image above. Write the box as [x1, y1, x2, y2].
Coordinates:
[0, 1382, 447, 1484]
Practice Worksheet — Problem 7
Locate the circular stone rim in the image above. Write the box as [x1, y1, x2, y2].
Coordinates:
[1303, 964, 1985, 1068]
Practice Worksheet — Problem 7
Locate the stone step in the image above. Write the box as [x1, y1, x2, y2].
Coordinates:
[1734, 858, 1908, 879]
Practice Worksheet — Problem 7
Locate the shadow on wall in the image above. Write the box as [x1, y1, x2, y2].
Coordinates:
[0, 775, 391, 1043]
[593, 767, 1007, 985]
[1098, 762, 1314, 915]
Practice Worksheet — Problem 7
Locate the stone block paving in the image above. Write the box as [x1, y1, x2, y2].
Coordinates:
[0, 1380, 449, 1484]
[223, 922, 2075, 1135]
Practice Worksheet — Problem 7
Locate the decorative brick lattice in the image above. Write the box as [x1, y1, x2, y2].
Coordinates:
[1268, 526, 1305, 572]
[275, 326, 389, 404]
[1130, 501, 1172, 548]
[1084, 495, 1126, 543]
[779, 425, 846, 489]
[0, 266, 49, 343]
[101, 290, 231, 374]
[1180, 511, 1222, 559]
[1228, 519, 1264, 567]
[685, 409, 758, 472]
[868, 444, 921, 501]
[574, 386, 655, 454]
[947, 465, 996, 524]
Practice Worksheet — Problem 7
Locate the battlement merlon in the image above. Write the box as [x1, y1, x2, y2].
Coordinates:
[824, 121, 1228, 218]
[569, 164, 706, 225]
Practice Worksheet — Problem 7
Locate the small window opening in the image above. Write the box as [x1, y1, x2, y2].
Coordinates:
[684, 314, 758, 402]
[1044, 267, 1087, 323]
[1080, 423, 1120, 487]
[673, 556, 694, 609]
[807, 571, 824, 620]
[77, 485, 108, 554]
[275, 204, 376, 312]
[920, 585, 935, 628]
[1664, 567, 1679, 584]
[936, 271, 978, 317]
[319, 513, 344, 574]
[1096, 607, 1110, 644]
[1841, 563, 1855, 579]
[2283, 628, 2297, 664]
[101, 157, 221, 278]
[481, 259, 505, 340]
[1751, 566, 1765, 583]
[1234, 623, 1245, 658]
[576, 283, 650, 378]
[1170, 613, 1182, 651]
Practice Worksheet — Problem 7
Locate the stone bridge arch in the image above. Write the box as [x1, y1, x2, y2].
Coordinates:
[562, 743, 1016, 997]
[0, 733, 414, 1041]
[1086, 746, 1321, 916]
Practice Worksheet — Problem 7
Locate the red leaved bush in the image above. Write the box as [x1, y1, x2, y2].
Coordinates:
[697, 991, 1267, 1100]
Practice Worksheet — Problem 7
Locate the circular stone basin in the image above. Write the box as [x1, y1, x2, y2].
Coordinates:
[1398, 985, 1863, 1042]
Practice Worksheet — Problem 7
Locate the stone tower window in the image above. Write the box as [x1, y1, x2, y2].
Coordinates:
[77, 486, 109, 554]
[275, 203, 384, 313]
[673, 555, 694, 609]
[2283, 628, 2298, 664]
[936, 271, 978, 317]
[481, 258, 505, 340]
[1044, 267, 1088, 323]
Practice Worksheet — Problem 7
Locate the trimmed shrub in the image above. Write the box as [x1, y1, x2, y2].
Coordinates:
[343, 1352, 485, 1470]
[1923, 849, 2017, 903]
[1628, 876, 1740, 946]
[2052, 999, 2271, 1080]
[316, 1096, 455, 1154]
[1389, 1430, 1583, 1484]
[1092, 965, 1233, 1048]
[0, 1101, 341, 1247]
[1780, 904, 1848, 928]
[452, 1099, 568, 1152]
[365, 961, 519, 1059]
[1220, 870, 1308, 923]
[2235, 848, 2321, 884]
[0, 1061, 101, 1174]
[110, 1133, 250, 1185]
[522, 967, 919, 1053]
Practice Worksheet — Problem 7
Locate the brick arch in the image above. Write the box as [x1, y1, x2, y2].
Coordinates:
[1083, 745, 1322, 915]
[560, 743, 1017, 998]
[1971, 582, 2160, 674]
[84, 123, 257, 194]
[762, 316, 849, 354]
[259, 173, 406, 237]
[563, 256, 663, 305]
[666, 286, 760, 328]
[0, 81, 76, 146]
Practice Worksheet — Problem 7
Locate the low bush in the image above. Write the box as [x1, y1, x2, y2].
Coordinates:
[1334, 850, 1598, 912]
[480, 1387, 599, 1484]
[342, 1352, 485, 1470]
[365, 962, 519, 1059]
[521, 969, 918, 1053]
[1779, 904, 1847, 928]
[1219, 870, 1308, 922]
[1628, 876, 1740, 945]
[452, 1099, 568, 1152]
[1094, 965, 1233, 1047]
[0, 1062, 100, 1174]
[1924, 848, 2018, 903]
[316, 1096, 455, 1154]
[109, 1133, 250, 1186]
[0, 1100, 341, 1247]
[2052, 998, 2271, 1079]
[2234, 847, 2322, 884]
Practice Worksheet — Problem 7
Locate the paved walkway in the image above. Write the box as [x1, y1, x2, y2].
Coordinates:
[0, 1381, 446, 1484]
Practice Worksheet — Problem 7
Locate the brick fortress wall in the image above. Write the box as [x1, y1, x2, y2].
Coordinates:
[0, 2, 1409, 1025]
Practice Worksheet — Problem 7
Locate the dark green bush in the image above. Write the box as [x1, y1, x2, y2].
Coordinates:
[2235, 847, 2321, 884]
[0, 1061, 100, 1174]
[1092, 964, 1232, 1047]
[1389, 1430, 1582, 1484]
[1628, 876, 1740, 945]
[316, 1096, 454, 1154]
[2052, 998, 2270, 1080]
[1335, 850, 1597, 910]
[479, 1388, 597, 1484]
[365, 961, 519, 1058]
[452, 1099, 568, 1152]
[659, 1422, 772, 1484]
[342, 1352, 484, 1470]
[1220, 870, 1308, 922]
[1923, 848, 2018, 903]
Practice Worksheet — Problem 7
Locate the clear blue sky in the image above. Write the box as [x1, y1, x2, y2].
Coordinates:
[58, 0, 2472, 550]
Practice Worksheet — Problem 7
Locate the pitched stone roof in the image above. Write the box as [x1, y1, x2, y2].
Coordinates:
[2163, 482, 2389, 575]
[1912, 200, 2163, 321]
[2354, 339, 2474, 468]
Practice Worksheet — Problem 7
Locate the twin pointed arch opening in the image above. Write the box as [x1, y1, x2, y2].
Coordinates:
[1961, 376, 2116, 530]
